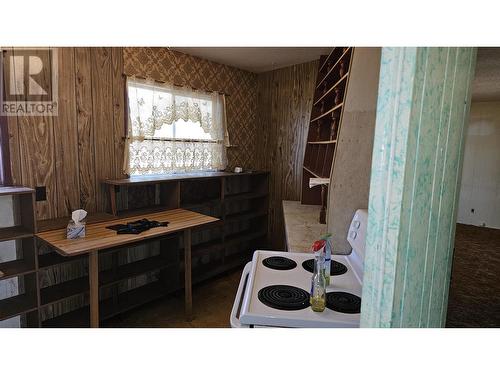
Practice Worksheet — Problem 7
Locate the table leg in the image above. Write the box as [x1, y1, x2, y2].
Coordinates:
[89, 251, 99, 328]
[184, 229, 192, 321]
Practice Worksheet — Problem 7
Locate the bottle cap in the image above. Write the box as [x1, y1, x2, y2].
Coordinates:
[311, 239, 326, 252]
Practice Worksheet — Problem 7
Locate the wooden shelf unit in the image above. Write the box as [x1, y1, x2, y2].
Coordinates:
[301, 48, 354, 221]
[29, 171, 269, 327]
[0, 187, 39, 327]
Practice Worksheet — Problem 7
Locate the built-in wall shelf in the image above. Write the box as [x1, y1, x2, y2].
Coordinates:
[301, 47, 354, 223]
[0, 187, 39, 327]
[27, 171, 270, 327]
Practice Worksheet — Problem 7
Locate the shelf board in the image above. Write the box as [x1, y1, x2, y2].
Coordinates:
[0, 293, 38, 321]
[310, 102, 343, 123]
[38, 252, 86, 270]
[224, 191, 268, 202]
[307, 140, 337, 145]
[313, 72, 349, 106]
[225, 229, 267, 247]
[303, 166, 320, 178]
[0, 186, 34, 196]
[40, 276, 88, 306]
[0, 259, 36, 280]
[40, 255, 176, 306]
[42, 281, 171, 327]
[318, 48, 338, 73]
[180, 198, 221, 211]
[316, 47, 351, 90]
[224, 210, 268, 224]
[0, 226, 33, 242]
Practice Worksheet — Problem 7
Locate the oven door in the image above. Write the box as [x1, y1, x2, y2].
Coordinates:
[230, 261, 252, 328]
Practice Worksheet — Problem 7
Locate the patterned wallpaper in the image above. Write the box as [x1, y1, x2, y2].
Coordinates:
[123, 48, 259, 170]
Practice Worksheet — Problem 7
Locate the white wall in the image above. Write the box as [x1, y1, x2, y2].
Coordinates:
[457, 101, 500, 228]
[0, 195, 20, 328]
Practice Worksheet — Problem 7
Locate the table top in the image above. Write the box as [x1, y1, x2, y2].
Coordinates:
[36, 208, 219, 256]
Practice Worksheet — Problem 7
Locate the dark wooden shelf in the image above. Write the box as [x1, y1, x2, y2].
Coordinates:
[40, 255, 177, 306]
[318, 48, 339, 73]
[302, 47, 352, 210]
[42, 280, 171, 328]
[0, 226, 34, 242]
[36, 172, 270, 327]
[314, 73, 349, 106]
[0, 293, 38, 321]
[181, 198, 221, 211]
[225, 229, 267, 247]
[224, 210, 268, 224]
[316, 48, 352, 89]
[310, 102, 343, 123]
[224, 191, 268, 202]
[38, 252, 86, 270]
[0, 259, 36, 280]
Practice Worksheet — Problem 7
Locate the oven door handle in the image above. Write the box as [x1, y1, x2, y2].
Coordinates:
[230, 261, 252, 328]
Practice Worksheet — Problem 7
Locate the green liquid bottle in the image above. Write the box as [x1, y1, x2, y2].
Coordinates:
[310, 248, 326, 312]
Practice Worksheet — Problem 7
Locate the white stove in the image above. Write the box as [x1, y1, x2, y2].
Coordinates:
[230, 209, 368, 328]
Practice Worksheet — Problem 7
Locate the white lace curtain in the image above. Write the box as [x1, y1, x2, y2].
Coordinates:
[124, 76, 230, 175]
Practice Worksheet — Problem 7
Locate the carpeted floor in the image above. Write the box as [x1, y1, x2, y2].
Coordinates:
[446, 223, 500, 328]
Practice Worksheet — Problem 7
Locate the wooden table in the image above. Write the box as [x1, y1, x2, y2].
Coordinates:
[36, 209, 219, 328]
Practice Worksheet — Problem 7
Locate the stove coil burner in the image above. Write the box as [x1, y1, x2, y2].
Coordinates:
[302, 259, 348, 276]
[326, 292, 361, 314]
[258, 285, 310, 311]
[262, 256, 297, 270]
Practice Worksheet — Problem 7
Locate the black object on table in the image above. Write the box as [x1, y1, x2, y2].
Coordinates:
[106, 218, 169, 234]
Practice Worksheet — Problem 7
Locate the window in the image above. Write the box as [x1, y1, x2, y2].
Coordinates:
[125, 77, 229, 175]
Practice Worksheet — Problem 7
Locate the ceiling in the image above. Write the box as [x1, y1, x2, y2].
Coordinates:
[172, 47, 332, 73]
[472, 47, 500, 102]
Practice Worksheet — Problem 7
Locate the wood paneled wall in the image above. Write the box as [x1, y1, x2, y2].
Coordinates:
[6, 47, 259, 221]
[5, 47, 320, 252]
[256, 61, 318, 249]
[6, 47, 126, 220]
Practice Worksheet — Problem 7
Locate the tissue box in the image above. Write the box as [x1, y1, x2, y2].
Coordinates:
[67, 220, 86, 239]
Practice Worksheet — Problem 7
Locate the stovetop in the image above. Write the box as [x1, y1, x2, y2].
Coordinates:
[239, 250, 363, 328]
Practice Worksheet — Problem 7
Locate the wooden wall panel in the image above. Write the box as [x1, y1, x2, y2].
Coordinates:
[17, 48, 57, 219]
[111, 48, 126, 179]
[256, 61, 318, 249]
[6, 47, 259, 223]
[2, 48, 22, 186]
[91, 48, 115, 213]
[74, 48, 97, 213]
[53, 48, 80, 217]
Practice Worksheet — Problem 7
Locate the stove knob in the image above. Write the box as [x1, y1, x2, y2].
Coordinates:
[352, 220, 361, 229]
[349, 230, 357, 239]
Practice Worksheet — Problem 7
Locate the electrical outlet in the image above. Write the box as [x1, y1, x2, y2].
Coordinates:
[35, 186, 47, 201]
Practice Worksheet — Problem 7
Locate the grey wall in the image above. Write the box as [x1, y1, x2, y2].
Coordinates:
[457, 101, 500, 228]
[327, 48, 381, 254]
